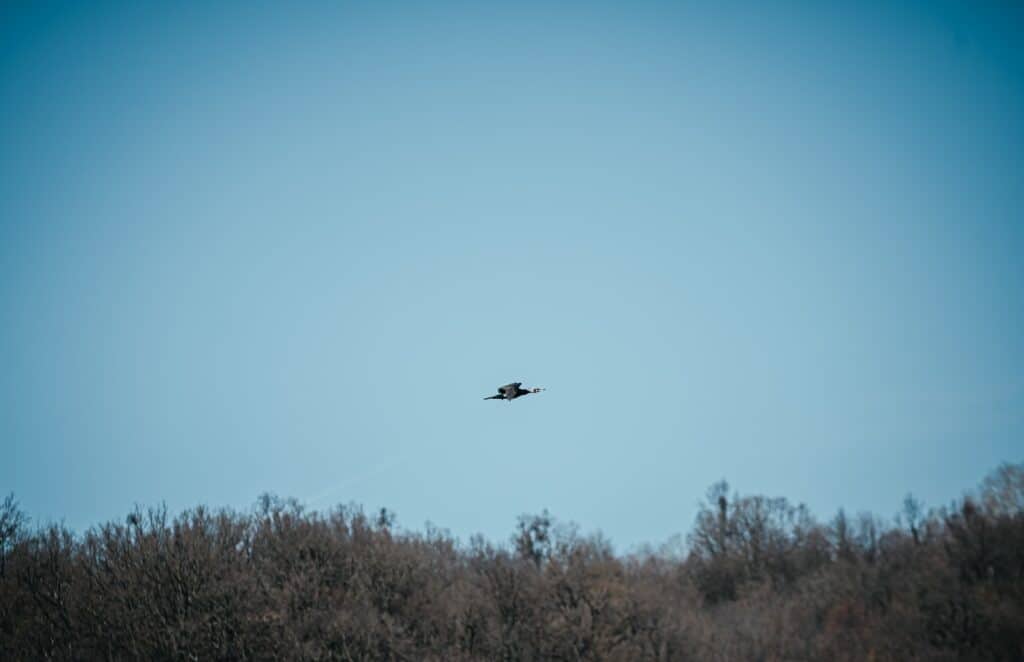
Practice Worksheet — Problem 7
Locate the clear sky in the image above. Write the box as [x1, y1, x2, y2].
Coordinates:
[2, 0, 1022, 550]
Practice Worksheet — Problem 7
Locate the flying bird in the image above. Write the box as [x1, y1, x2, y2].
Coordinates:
[484, 382, 545, 402]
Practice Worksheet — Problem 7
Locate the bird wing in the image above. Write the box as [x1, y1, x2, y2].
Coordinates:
[498, 383, 521, 397]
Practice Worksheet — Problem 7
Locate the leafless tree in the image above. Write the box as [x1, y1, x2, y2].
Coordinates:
[2, 463, 1023, 660]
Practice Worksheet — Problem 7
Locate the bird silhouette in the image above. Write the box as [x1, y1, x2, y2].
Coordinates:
[484, 382, 544, 402]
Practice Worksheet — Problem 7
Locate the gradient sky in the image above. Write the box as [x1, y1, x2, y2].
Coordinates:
[2, 1, 1022, 550]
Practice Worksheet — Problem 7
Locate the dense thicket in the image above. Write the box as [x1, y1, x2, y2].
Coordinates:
[2, 463, 1022, 660]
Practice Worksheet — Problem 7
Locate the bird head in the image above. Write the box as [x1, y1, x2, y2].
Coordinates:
[531, 387, 545, 393]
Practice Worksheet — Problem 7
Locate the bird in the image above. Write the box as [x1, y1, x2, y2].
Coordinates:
[484, 382, 545, 402]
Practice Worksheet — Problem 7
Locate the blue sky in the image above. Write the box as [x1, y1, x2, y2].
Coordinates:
[2, 1, 1022, 550]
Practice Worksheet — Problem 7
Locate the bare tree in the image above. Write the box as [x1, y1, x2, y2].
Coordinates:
[3, 462, 1024, 660]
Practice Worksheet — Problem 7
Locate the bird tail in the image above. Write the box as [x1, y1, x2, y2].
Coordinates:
[484, 395, 501, 400]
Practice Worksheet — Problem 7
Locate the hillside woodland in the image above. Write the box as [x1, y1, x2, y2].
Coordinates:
[1, 463, 1022, 660]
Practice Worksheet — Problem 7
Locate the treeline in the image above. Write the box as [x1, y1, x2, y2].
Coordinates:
[1, 464, 1022, 661]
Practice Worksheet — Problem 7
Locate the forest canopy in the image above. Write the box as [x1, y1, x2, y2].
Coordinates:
[2, 462, 1023, 660]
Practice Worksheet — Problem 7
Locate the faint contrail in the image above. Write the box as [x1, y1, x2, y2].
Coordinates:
[306, 455, 409, 508]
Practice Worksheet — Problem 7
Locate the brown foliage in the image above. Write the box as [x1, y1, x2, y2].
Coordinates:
[1, 464, 1023, 660]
